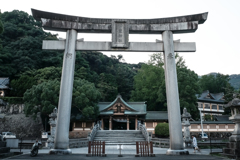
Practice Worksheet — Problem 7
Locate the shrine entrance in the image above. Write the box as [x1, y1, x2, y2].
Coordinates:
[32, 8, 208, 155]
[112, 119, 127, 130]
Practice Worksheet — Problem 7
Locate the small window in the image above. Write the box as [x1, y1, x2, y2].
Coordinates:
[86, 122, 92, 128]
[205, 104, 210, 109]
[146, 122, 153, 127]
[75, 122, 82, 128]
[212, 105, 217, 110]
[219, 105, 223, 110]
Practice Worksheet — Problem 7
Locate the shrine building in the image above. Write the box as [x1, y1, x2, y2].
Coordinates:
[72, 95, 168, 133]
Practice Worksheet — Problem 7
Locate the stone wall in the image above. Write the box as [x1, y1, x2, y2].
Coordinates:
[0, 104, 24, 114]
[0, 113, 43, 138]
[69, 131, 90, 139]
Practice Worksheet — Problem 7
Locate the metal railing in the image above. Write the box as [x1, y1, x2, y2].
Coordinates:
[88, 123, 100, 142]
[135, 141, 155, 157]
[86, 141, 106, 157]
[138, 123, 150, 142]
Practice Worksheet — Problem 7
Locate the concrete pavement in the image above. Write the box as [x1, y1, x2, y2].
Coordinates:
[3, 145, 228, 160]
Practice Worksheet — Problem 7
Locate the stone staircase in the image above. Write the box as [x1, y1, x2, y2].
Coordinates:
[93, 130, 146, 144]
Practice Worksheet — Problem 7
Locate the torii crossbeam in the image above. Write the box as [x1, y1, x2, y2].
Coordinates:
[31, 8, 208, 155]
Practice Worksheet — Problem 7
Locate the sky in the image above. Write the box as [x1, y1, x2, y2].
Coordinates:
[1, 0, 240, 76]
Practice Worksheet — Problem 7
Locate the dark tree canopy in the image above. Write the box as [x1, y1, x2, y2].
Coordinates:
[198, 73, 232, 94]
[131, 53, 201, 119]
[0, 10, 62, 78]
[0, 11, 3, 34]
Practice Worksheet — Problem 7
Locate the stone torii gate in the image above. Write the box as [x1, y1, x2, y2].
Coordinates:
[31, 9, 208, 155]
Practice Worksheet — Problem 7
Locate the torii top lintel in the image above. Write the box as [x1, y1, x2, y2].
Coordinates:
[31, 9, 208, 34]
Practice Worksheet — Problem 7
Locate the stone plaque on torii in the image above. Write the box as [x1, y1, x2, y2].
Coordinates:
[31, 9, 208, 155]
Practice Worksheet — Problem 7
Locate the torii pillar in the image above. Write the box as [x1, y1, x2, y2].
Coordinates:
[31, 8, 208, 155]
[50, 29, 77, 154]
[162, 31, 187, 154]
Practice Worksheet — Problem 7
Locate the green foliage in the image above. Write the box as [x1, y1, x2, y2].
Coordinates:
[72, 79, 101, 120]
[10, 75, 36, 97]
[177, 66, 201, 119]
[198, 73, 233, 94]
[0, 11, 3, 34]
[0, 10, 62, 78]
[229, 74, 240, 90]
[23, 79, 60, 117]
[204, 114, 212, 121]
[131, 63, 166, 111]
[10, 66, 62, 97]
[131, 53, 201, 119]
[2, 97, 23, 104]
[23, 78, 101, 120]
[155, 123, 169, 137]
[75, 51, 138, 101]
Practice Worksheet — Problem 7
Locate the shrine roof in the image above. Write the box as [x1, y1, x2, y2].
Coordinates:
[197, 90, 225, 103]
[214, 115, 230, 121]
[190, 121, 233, 124]
[144, 111, 168, 120]
[98, 95, 146, 115]
[0, 78, 9, 89]
[99, 110, 114, 115]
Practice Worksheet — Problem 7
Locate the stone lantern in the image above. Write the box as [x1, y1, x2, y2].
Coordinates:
[46, 107, 58, 148]
[223, 98, 240, 159]
[181, 108, 192, 148]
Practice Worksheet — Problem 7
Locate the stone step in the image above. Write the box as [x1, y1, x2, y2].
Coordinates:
[95, 134, 144, 138]
[98, 130, 141, 133]
[93, 130, 147, 144]
[94, 137, 145, 141]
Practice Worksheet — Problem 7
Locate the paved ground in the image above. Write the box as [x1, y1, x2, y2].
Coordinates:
[3, 145, 228, 160]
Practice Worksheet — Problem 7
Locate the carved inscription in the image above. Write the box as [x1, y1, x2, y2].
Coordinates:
[111, 20, 129, 48]
[66, 53, 72, 59]
[168, 53, 174, 59]
[116, 23, 124, 43]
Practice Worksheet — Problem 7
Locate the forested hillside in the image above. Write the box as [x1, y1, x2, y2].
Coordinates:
[0, 10, 139, 102]
[229, 74, 240, 90]
[205, 73, 240, 90]
[0, 10, 140, 121]
[1, 10, 236, 121]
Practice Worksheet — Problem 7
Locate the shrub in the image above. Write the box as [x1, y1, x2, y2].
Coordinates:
[155, 123, 169, 138]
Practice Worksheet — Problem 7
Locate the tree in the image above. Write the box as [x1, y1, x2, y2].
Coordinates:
[23, 78, 101, 120]
[23, 79, 60, 117]
[198, 73, 233, 94]
[0, 10, 4, 53]
[72, 79, 101, 120]
[204, 114, 212, 121]
[0, 10, 62, 78]
[177, 67, 201, 119]
[155, 123, 169, 138]
[131, 53, 201, 119]
[131, 63, 166, 111]
[0, 10, 3, 34]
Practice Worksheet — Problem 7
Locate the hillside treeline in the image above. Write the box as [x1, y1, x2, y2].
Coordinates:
[0, 10, 237, 121]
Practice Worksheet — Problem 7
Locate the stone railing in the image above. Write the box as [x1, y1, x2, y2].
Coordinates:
[88, 123, 100, 142]
[138, 123, 150, 142]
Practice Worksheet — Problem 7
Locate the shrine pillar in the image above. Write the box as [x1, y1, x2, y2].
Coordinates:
[109, 116, 112, 130]
[101, 118, 104, 129]
[135, 116, 138, 130]
[127, 117, 129, 130]
[162, 31, 187, 155]
[50, 29, 77, 154]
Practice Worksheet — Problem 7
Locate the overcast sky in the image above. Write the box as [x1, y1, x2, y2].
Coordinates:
[1, 0, 240, 76]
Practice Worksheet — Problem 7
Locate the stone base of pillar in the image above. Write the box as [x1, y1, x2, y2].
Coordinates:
[166, 149, 189, 155]
[222, 142, 240, 159]
[49, 149, 72, 155]
[229, 135, 240, 142]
